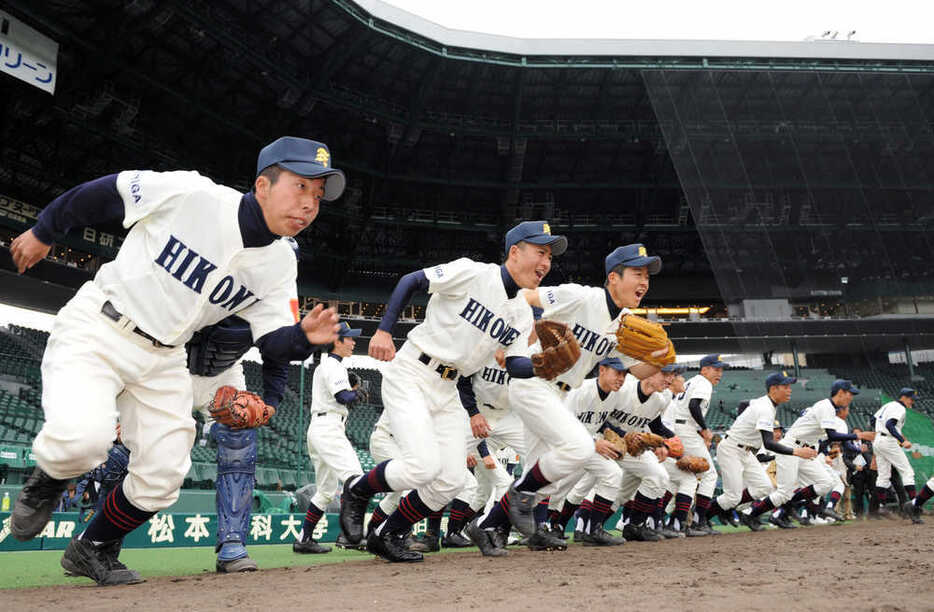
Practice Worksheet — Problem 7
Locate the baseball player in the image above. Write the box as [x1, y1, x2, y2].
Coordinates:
[9, 136, 342, 585]
[468, 244, 668, 552]
[339, 221, 562, 563]
[872, 388, 918, 515]
[666, 354, 726, 534]
[713, 371, 818, 530]
[603, 366, 679, 541]
[547, 357, 628, 546]
[293, 322, 367, 554]
[729, 379, 873, 529]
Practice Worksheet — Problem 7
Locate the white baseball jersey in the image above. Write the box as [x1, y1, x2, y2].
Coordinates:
[472, 359, 511, 411]
[783, 398, 838, 445]
[667, 374, 714, 427]
[724, 394, 776, 450]
[311, 353, 353, 417]
[406, 258, 532, 375]
[565, 378, 614, 435]
[874, 400, 907, 434]
[605, 374, 672, 434]
[534, 284, 636, 388]
[96, 170, 297, 345]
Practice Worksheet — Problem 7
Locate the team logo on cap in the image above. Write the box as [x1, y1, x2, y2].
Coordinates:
[638, 246, 647, 257]
[782, 370, 788, 377]
[315, 147, 330, 167]
[543, 223, 551, 235]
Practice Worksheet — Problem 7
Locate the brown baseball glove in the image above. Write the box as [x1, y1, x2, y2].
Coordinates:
[827, 445, 842, 460]
[664, 435, 685, 459]
[623, 431, 646, 456]
[531, 320, 581, 380]
[602, 429, 628, 456]
[209, 386, 276, 429]
[676, 455, 710, 474]
[614, 314, 676, 368]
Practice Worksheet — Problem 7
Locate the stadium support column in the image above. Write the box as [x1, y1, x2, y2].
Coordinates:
[904, 339, 917, 381]
[791, 341, 800, 379]
[298, 362, 306, 471]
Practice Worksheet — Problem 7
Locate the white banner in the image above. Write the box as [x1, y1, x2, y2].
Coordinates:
[0, 11, 57, 94]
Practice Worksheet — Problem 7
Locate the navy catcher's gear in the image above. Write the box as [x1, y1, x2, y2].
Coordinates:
[93, 442, 131, 515]
[213, 423, 257, 552]
[187, 316, 254, 377]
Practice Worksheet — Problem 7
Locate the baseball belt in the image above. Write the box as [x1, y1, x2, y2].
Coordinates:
[101, 301, 175, 348]
[417, 352, 458, 381]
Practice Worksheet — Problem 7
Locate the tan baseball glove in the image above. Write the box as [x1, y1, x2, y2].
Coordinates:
[615, 314, 676, 368]
[676, 455, 710, 474]
[531, 320, 581, 380]
[209, 385, 276, 429]
[602, 429, 628, 456]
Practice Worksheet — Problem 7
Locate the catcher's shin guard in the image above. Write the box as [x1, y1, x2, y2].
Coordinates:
[213, 424, 257, 552]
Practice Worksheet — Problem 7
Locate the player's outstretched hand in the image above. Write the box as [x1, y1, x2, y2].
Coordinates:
[482, 455, 497, 470]
[466, 454, 477, 468]
[470, 413, 491, 438]
[368, 329, 396, 361]
[300, 304, 340, 345]
[700, 428, 713, 448]
[595, 438, 621, 460]
[901, 439, 912, 449]
[10, 229, 52, 274]
[794, 446, 818, 459]
[854, 429, 876, 441]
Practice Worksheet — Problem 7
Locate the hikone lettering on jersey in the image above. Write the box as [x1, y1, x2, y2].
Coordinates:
[608, 409, 653, 431]
[480, 366, 510, 385]
[572, 323, 614, 358]
[155, 235, 258, 311]
[458, 298, 522, 346]
[578, 409, 610, 425]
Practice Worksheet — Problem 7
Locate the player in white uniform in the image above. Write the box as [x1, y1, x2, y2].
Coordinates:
[872, 388, 918, 516]
[712, 372, 817, 530]
[733, 379, 873, 528]
[667, 354, 726, 534]
[293, 322, 366, 554]
[9, 137, 342, 585]
[548, 358, 628, 546]
[339, 221, 561, 563]
[468, 243, 666, 554]
[602, 366, 679, 541]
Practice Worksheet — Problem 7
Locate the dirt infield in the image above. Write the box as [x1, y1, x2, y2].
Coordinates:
[5, 520, 933, 611]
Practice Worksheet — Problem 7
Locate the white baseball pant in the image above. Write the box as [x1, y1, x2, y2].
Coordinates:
[672, 423, 717, 497]
[715, 439, 774, 509]
[873, 435, 915, 489]
[616, 450, 669, 505]
[33, 281, 194, 512]
[768, 441, 833, 507]
[308, 412, 364, 510]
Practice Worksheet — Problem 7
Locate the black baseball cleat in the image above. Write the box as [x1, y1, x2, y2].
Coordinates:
[335, 533, 367, 551]
[654, 525, 685, 539]
[292, 538, 332, 554]
[465, 519, 508, 557]
[738, 512, 764, 532]
[366, 529, 424, 562]
[61, 537, 144, 586]
[699, 519, 721, 535]
[820, 507, 845, 522]
[408, 531, 440, 553]
[505, 483, 537, 538]
[216, 556, 258, 572]
[442, 531, 473, 548]
[768, 515, 797, 529]
[339, 477, 369, 545]
[526, 526, 568, 551]
[547, 524, 568, 540]
[622, 523, 664, 542]
[584, 524, 625, 546]
[10, 467, 68, 542]
[903, 501, 924, 525]
[574, 528, 592, 544]
[679, 523, 708, 537]
[718, 510, 740, 528]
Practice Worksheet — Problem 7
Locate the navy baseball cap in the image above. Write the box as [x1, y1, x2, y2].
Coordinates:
[830, 379, 860, 396]
[337, 322, 361, 338]
[504, 221, 567, 257]
[765, 371, 796, 389]
[899, 387, 917, 399]
[661, 363, 686, 373]
[700, 354, 729, 368]
[598, 357, 627, 371]
[604, 244, 662, 276]
[256, 136, 346, 201]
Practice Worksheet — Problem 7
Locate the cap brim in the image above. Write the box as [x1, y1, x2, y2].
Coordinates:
[277, 162, 346, 201]
[622, 255, 662, 275]
[340, 328, 362, 338]
[850, 388, 860, 395]
[522, 234, 568, 257]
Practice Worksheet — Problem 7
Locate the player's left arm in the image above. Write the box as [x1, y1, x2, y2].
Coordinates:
[885, 418, 907, 445]
[648, 415, 675, 438]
